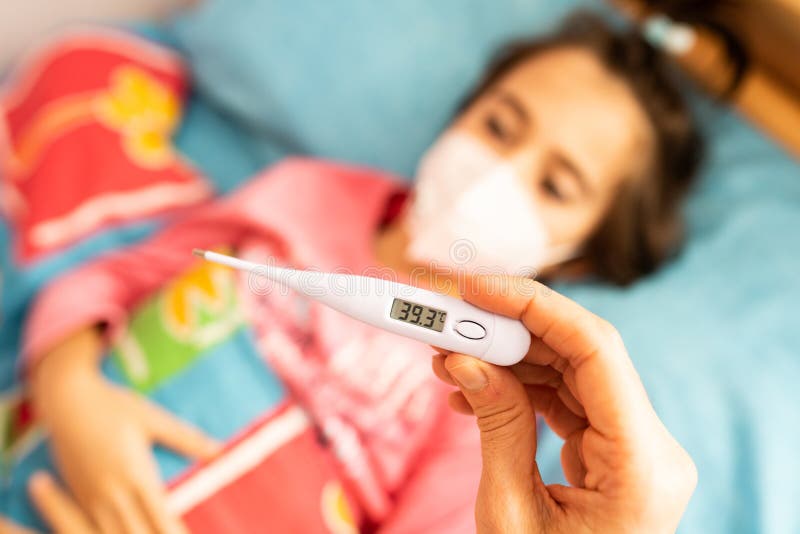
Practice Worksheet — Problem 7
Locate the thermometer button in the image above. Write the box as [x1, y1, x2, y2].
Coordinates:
[454, 320, 487, 340]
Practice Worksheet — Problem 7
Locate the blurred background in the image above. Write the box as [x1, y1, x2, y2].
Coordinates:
[0, 0, 188, 69]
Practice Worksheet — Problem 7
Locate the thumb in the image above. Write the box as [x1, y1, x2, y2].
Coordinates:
[135, 397, 222, 461]
[444, 354, 540, 489]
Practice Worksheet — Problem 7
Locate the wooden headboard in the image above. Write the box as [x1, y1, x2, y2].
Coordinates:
[610, 0, 800, 159]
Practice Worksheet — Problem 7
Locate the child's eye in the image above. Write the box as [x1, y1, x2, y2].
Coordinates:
[485, 114, 511, 142]
[542, 176, 567, 202]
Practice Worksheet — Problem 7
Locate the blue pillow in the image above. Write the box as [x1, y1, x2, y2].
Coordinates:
[170, 0, 594, 177]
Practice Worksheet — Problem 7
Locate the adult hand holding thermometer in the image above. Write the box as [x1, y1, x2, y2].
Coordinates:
[431, 274, 698, 534]
[193, 249, 530, 366]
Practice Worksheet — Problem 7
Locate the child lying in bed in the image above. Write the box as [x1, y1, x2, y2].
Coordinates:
[19, 13, 703, 534]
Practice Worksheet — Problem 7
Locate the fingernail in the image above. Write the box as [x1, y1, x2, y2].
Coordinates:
[449, 361, 488, 392]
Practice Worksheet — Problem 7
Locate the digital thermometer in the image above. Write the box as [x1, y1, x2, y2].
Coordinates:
[193, 250, 531, 366]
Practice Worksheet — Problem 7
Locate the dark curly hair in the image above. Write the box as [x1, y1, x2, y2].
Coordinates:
[461, 12, 704, 285]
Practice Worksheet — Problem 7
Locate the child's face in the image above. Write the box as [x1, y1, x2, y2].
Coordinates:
[450, 46, 654, 256]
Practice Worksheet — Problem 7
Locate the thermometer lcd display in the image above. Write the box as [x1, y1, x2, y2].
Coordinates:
[390, 298, 447, 332]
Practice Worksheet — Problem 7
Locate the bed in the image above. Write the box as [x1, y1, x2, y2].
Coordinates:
[1, 1, 799, 532]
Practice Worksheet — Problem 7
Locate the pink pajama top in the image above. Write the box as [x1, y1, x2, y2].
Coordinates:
[23, 158, 482, 533]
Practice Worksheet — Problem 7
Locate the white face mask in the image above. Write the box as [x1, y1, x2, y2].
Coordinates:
[406, 131, 577, 275]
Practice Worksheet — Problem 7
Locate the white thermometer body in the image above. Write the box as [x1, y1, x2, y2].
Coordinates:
[195, 250, 530, 366]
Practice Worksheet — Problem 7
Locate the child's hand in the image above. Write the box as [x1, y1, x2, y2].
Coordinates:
[31, 328, 221, 534]
[0, 472, 98, 533]
[2, 471, 100, 533]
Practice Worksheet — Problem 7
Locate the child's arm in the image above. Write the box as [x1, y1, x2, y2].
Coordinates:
[23, 202, 248, 532]
[21, 163, 286, 366]
[29, 324, 220, 534]
[22, 212, 241, 366]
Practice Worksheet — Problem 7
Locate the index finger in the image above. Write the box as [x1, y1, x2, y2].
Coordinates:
[459, 274, 652, 437]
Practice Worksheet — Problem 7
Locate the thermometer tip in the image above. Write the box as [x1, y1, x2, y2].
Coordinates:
[192, 248, 207, 259]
